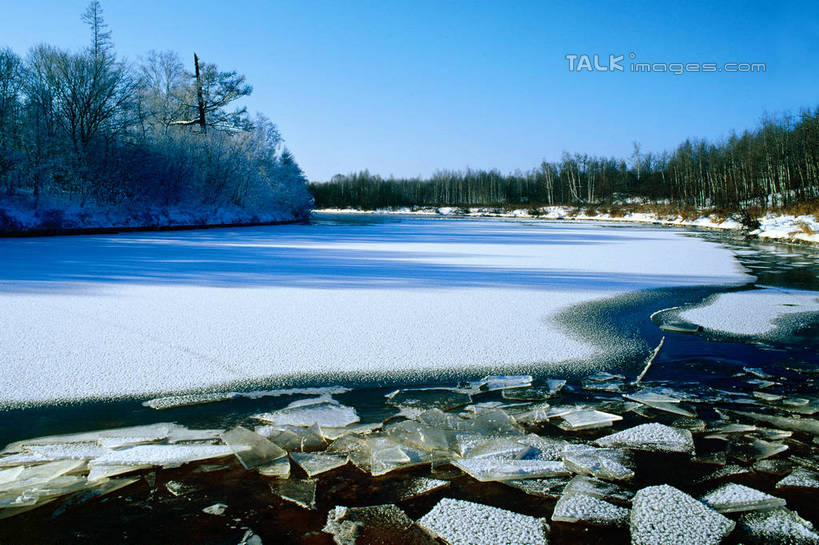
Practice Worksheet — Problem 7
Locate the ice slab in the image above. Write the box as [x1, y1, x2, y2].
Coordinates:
[731, 410, 819, 436]
[471, 375, 533, 392]
[700, 483, 786, 513]
[0, 460, 85, 493]
[255, 398, 360, 428]
[0, 467, 24, 485]
[467, 408, 525, 436]
[143, 386, 351, 410]
[2, 423, 180, 453]
[290, 452, 348, 477]
[624, 389, 684, 404]
[203, 503, 228, 516]
[558, 409, 622, 431]
[502, 380, 565, 401]
[562, 444, 635, 481]
[324, 504, 438, 545]
[678, 287, 819, 337]
[516, 434, 568, 461]
[505, 477, 568, 498]
[776, 468, 819, 489]
[416, 409, 471, 431]
[738, 507, 819, 545]
[320, 423, 382, 441]
[165, 480, 198, 497]
[594, 423, 694, 454]
[730, 438, 788, 463]
[258, 424, 327, 452]
[23, 443, 109, 461]
[386, 388, 471, 411]
[383, 477, 449, 502]
[270, 478, 316, 509]
[257, 457, 291, 479]
[417, 497, 549, 545]
[0, 220, 752, 406]
[551, 491, 629, 526]
[91, 444, 238, 468]
[384, 420, 451, 453]
[630, 485, 735, 545]
[453, 457, 569, 482]
[87, 463, 151, 482]
[696, 464, 751, 485]
[220, 426, 287, 469]
[458, 437, 530, 459]
[562, 475, 634, 505]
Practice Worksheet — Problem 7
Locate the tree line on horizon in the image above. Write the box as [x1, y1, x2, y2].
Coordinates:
[0, 1, 312, 227]
[310, 108, 819, 213]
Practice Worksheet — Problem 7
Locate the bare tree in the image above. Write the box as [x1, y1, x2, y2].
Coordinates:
[170, 53, 253, 133]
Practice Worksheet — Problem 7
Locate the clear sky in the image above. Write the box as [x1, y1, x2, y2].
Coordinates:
[2, 1, 817, 181]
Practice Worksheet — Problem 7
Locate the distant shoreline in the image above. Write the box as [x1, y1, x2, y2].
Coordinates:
[315, 206, 819, 246]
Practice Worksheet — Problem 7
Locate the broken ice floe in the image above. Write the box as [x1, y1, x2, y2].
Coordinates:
[677, 286, 819, 338]
[501, 379, 566, 401]
[142, 386, 351, 410]
[738, 507, 819, 545]
[269, 478, 317, 509]
[504, 477, 568, 498]
[561, 444, 635, 481]
[453, 458, 569, 482]
[324, 504, 437, 545]
[202, 502, 228, 516]
[290, 452, 348, 477]
[551, 491, 629, 527]
[255, 396, 360, 428]
[557, 409, 622, 431]
[776, 468, 819, 489]
[562, 475, 634, 505]
[417, 498, 549, 545]
[220, 426, 287, 469]
[385, 388, 471, 411]
[594, 423, 694, 454]
[630, 485, 735, 545]
[699, 482, 786, 513]
[91, 444, 238, 468]
[466, 375, 533, 392]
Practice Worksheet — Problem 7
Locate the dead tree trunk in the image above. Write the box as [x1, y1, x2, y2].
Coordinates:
[194, 53, 207, 134]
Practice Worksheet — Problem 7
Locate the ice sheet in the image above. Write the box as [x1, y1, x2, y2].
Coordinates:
[678, 286, 819, 337]
[0, 219, 751, 405]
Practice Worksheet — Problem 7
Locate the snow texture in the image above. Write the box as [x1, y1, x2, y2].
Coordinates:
[0, 217, 751, 406]
[738, 507, 819, 545]
[551, 492, 629, 526]
[699, 483, 786, 513]
[678, 286, 819, 337]
[594, 423, 695, 454]
[630, 485, 735, 545]
[417, 497, 549, 545]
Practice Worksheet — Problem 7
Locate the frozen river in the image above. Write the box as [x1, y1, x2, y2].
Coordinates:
[0, 214, 761, 406]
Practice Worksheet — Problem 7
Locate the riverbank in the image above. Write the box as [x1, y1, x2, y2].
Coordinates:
[316, 206, 819, 245]
[0, 195, 311, 237]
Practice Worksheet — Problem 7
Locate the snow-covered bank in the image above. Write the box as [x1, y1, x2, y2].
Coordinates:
[317, 207, 819, 245]
[0, 195, 309, 235]
[0, 218, 751, 407]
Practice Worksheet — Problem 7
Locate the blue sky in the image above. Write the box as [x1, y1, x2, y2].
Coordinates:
[2, 1, 817, 181]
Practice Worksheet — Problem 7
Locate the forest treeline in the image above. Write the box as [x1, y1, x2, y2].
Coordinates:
[310, 108, 819, 213]
[0, 1, 312, 232]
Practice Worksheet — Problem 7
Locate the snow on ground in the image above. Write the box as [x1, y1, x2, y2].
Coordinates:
[0, 217, 751, 406]
[318, 207, 819, 244]
[678, 286, 819, 337]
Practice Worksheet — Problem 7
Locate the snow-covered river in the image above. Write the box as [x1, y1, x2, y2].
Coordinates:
[5, 213, 817, 411]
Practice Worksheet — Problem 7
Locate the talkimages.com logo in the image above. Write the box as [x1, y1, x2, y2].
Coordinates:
[565, 53, 766, 74]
